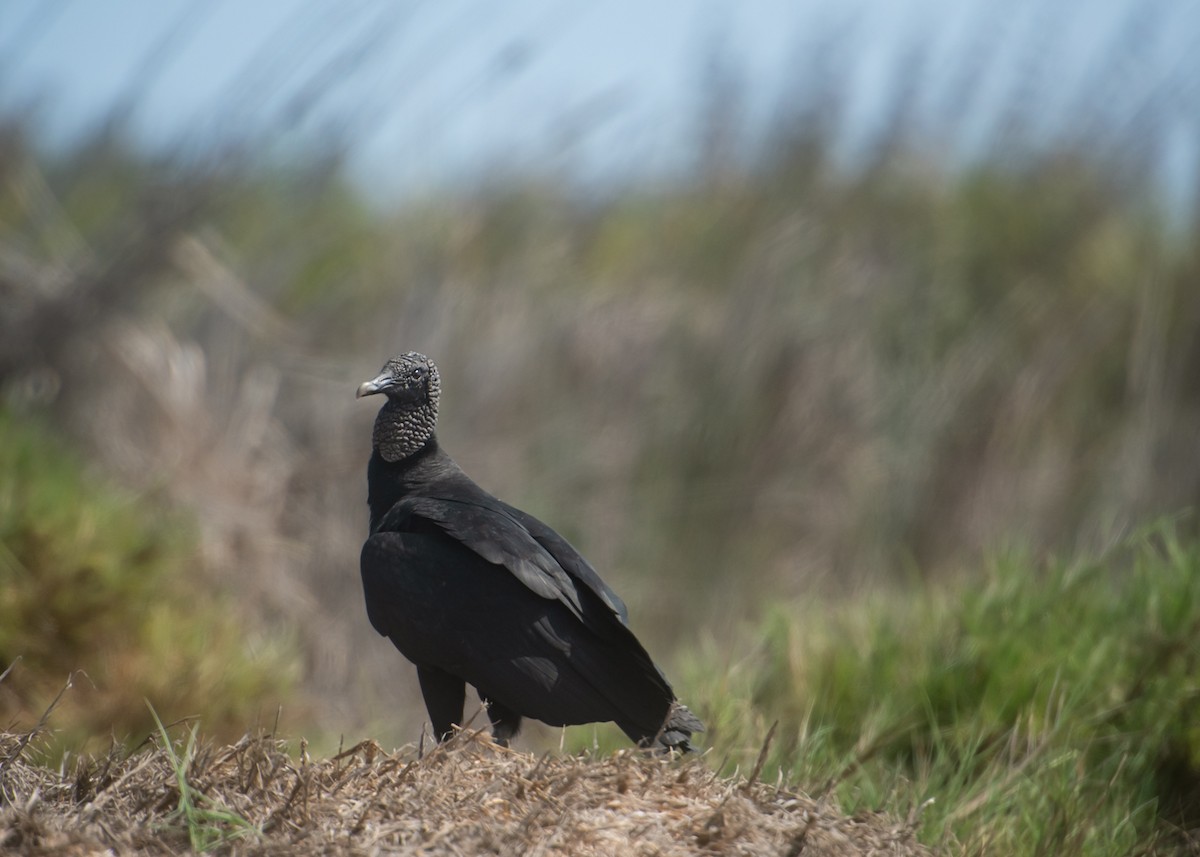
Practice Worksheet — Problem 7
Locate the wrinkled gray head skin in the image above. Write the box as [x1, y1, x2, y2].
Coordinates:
[357, 352, 442, 462]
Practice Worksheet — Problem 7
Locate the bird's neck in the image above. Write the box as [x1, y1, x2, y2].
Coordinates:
[367, 435, 467, 533]
[373, 400, 437, 462]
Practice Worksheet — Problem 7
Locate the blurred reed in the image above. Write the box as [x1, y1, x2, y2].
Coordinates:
[0, 5, 1197, 747]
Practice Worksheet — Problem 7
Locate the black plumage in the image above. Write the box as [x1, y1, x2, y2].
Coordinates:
[357, 352, 703, 750]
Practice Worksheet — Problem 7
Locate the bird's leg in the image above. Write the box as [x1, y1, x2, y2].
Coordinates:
[417, 666, 465, 742]
[481, 697, 523, 747]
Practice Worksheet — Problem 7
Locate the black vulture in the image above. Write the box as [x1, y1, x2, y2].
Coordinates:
[357, 352, 703, 751]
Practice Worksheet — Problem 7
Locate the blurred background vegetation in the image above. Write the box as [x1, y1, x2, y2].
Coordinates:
[2, 1, 1200, 851]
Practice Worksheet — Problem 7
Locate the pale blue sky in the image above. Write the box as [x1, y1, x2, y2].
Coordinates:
[3, 0, 1197, 201]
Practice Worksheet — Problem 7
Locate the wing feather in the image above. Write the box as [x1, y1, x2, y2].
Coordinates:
[376, 495, 590, 618]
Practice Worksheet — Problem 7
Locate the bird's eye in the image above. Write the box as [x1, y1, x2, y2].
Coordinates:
[410, 367, 425, 381]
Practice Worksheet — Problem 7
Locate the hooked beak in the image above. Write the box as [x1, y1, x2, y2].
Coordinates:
[356, 373, 393, 399]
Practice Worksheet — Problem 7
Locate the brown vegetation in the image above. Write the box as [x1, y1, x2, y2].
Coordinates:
[0, 728, 931, 856]
[4, 132, 1199, 749]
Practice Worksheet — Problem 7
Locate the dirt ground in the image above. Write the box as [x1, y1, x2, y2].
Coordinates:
[0, 728, 934, 856]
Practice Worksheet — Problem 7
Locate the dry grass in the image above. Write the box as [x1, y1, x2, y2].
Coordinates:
[0, 727, 932, 856]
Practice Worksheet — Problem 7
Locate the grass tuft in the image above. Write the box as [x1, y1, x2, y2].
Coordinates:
[688, 523, 1200, 855]
[147, 703, 259, 852]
